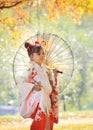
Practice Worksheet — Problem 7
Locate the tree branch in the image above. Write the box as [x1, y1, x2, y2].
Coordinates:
[0, 0, 23, 9]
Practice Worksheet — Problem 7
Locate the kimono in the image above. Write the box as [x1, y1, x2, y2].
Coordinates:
[19, 61, 58, 130]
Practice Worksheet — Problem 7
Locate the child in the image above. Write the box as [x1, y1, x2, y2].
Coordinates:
[19, 41, 59, 130]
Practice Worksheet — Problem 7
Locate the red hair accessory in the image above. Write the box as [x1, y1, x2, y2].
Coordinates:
[35, 41, 41, 46]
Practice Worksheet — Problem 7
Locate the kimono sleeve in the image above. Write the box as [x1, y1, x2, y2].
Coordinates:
[19, 66, 35, 104]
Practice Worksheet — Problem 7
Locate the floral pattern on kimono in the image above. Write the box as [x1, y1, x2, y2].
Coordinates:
[18, 61, 59, 130]
[46, 69, 59, 123]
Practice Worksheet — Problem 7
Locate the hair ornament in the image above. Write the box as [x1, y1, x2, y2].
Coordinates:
[35, 41, 41, 46]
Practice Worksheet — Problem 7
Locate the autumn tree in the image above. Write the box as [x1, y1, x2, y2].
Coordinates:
[0, 0, 93, 27]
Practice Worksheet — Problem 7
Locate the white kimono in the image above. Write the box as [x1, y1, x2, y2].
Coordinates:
[19, 61, 58, 124]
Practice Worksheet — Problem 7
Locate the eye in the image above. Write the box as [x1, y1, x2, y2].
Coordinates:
[37, 53, 40, 55]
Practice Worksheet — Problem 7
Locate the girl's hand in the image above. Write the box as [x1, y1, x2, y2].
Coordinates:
[33, 82, 41, 91]
[53, 69, 58, 79]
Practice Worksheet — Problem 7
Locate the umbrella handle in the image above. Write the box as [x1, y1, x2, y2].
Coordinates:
[57, 70, 63, 74]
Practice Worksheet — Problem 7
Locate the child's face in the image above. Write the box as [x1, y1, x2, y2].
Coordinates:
[30, 48, 45, 65]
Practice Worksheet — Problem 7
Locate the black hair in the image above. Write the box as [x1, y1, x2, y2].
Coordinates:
[25, 42, 42, 57]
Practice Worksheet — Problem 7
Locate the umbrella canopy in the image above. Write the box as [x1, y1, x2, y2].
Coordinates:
[13, 33, 74, 92]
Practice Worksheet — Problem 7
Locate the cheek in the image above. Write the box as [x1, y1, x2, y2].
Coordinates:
[35, 57, 39, 61]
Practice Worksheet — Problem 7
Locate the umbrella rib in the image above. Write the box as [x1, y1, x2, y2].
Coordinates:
[47, 46, 71, 61]
[42, 33, 52, 51]
[49, 57, 73, 63]
[20, 46, 26, 51]
[48, 57, 73, 63]
[14, 69, 28, 71]
[14, 64, 30, 66]
[48, 53, 72, 62]
[47, 39, 62, 57]
[53, 48, 71, 58]
[47, 41, 67, 58]
[17, 52, 28, 58]
[45, 35, 57, 56]
[27, 35, 36, 44]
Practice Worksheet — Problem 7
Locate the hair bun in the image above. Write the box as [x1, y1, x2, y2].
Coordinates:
[25, 42, 31, 49]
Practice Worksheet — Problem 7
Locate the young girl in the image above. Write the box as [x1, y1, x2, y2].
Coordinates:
[19, 41, 59, 130]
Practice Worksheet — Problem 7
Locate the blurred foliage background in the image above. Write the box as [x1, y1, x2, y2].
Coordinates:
[0, 0, 93, 112]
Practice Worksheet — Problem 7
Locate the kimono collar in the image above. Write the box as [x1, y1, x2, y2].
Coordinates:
[32, 61, 43, 70]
